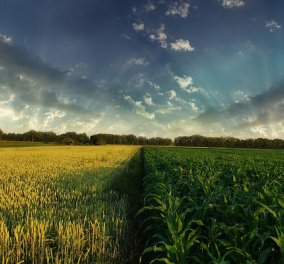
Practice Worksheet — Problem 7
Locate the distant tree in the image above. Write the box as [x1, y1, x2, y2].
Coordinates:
[0, 129, 3, 141]
[77, 133, 90, 144]
[126, 134, 137, 145]
[90, 135, 106, 145]
[23, 130, 38, 142]
[61, 136, 76, 145]
[174, 135, 284, 149]
[58, 132, 89, 145]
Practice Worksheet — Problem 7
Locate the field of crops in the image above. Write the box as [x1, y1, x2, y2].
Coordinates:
[140, 147, 284, 263]
[0, 145, 141, 264]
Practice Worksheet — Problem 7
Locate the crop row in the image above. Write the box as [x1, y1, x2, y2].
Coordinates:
[139, 147, 284, 263]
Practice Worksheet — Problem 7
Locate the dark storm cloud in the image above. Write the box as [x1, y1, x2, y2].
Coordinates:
[194, 79, 284, 126]
[0, 41, 64, 83]
[0, 40, 107, 116]
[230, 101, 284, 131]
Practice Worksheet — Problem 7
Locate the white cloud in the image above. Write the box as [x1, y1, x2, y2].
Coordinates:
[169, 90, 177, 100]
[127, 57, 149, 66]
[43, 110, 66, 128]
[165, 2, 190, 18]
[53, 115, 104, 135]
[148, 81, 160, 91]
[67, 62, 87, 77]
[131, 73, 147, 88]
[167, 89, 202, 111]
[149, 24, 167, 48]
[188, 101, 199, 112]
[250, 126, 268, 137]
[244, 41, 256, 51]
[156, 106, 181, 114]
[221, 0, 245, 8]
[58, 96, 77, 105]
[144, 93, 154, 106]
[145, 1, 156, 12]
[133, 23, 145, 31]
[174, 75, 193, 89]
[124, 95, 155, 120]
[170, 39, 194, 52]
[0, 34, 12, 44]
[266, 20, 281, 32]
[17, 73, 35, 84]
[174, 75, 202, 93]
[233, 90, 250, 103]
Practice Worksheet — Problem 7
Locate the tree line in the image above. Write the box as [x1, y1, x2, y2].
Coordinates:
[174, 135, 284, 149]
[0, 128, 283, 148]
[0, 129, 172, 146]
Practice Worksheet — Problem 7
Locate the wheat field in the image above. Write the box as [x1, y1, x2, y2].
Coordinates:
[0, 145, 140, 264]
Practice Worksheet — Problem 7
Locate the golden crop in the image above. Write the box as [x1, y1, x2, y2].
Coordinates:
[0, 145, 139, 264]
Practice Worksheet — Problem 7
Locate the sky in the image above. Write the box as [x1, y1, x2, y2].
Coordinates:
[0, 0, 284, 139]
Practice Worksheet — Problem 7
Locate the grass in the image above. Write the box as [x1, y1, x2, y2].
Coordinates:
[0, 141, 58, 148]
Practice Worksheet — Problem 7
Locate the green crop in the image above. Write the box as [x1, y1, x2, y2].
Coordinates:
[139, 147, 284, 263]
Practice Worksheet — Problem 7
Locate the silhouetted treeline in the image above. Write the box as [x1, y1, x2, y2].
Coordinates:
[174, 135, 284, 149]
[0, 129, 172, 146]
[0, 128, 283, 148]
[90, 133, 172, 146]
[0, 129, 89, 145]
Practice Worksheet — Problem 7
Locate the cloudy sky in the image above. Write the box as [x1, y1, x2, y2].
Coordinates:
[0, 0, 284, 138]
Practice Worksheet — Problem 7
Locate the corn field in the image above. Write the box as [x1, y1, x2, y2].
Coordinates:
[139, 147, 284, 263]
[0, 145, 140, 264]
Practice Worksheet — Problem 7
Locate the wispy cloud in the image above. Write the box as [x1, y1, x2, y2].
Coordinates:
[0, 39, 108, 122]
[149, 24, 167, 48]
[144, 93, 155, 106]
[132, 22, 145, 31]
[193, 80, 284, 132]
[221, 0, 245, 8]
[188, 101, 200, 113]
[265, 20, 281, 32]
[121, 33, 131, 40]
[170, 39, 194, 52]
[148, 81, 161, 91]
[167, 89, 203, 113]
[0, 33, 12, 44]
[155, 106, 181, 114]
[123, 95, 155, 120]
[43, 110, 66, 128]
[127, 57, 149, 66]
[174, 75, 202, 93]
[165, 2, 190, 18]
[233, 90, 250, 103]
[169, 90, 177, 100]
[145, 1, 156, 12]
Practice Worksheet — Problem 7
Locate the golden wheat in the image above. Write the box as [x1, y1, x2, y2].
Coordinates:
[0, 145, 139, 264]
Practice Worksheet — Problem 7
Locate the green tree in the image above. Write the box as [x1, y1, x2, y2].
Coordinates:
[0, 129, 3, 141]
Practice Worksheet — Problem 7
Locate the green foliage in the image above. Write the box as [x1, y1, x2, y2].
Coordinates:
[174, 135, 284, 149]
[0, 128, 3, 140]
[139, 147, 284, 263]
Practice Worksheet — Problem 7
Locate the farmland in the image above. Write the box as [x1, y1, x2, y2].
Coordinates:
[140, 147, 284, 263]
[1, 144, 283, 264]
[0, 145, 141, 264]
